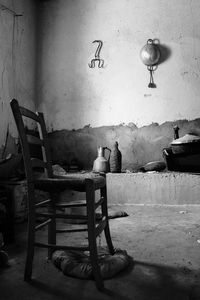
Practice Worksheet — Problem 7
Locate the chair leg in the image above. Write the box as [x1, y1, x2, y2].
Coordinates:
[86, 179, 104, 291]
[24, 220, 35, 281]
[101, 186, 115, 255]
[24, 188, 36, 281]
[48, 193, 57, 259]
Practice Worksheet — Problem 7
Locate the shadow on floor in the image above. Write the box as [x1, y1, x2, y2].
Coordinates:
[1, 255, 199, 300]
[1, 205, 200, 300]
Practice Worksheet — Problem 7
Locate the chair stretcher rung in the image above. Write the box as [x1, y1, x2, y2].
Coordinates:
[34, 242, 89, 251]
[56, 227, 88, 233]
[35, 218, 51, 231]
[35, 199, 51, 207]
[36, 212, 88, 219]
[55, 201, 86, 208]
[95, 216, 107, 237]
[95, 197, 104, 210]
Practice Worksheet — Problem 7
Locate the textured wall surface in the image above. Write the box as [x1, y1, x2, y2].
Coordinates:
[49, 118, 200, 170]
[0, 0, 36, 156]
[37, 0, 200, 131]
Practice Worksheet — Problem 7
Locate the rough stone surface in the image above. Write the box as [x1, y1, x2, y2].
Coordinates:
[107, 172, 200, 205]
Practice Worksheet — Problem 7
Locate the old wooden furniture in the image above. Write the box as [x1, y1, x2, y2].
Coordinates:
[0, 185, 15, 244]
[10, 99, 115, 290]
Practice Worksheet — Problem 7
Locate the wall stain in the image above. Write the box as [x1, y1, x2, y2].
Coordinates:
[48, 118, 200, 171]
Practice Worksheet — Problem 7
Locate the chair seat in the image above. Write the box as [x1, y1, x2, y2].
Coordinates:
[33, 172, 106, 192]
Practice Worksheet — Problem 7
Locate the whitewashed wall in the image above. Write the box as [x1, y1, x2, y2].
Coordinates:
[37, 0, 200, 131]
[0, 0, 36, 149]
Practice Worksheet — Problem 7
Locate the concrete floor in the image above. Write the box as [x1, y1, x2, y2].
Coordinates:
[1, 205, 200, 300]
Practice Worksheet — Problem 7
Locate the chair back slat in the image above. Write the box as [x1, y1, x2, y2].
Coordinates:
[19, 106, 40, 122]
[10, 99, 53, 180]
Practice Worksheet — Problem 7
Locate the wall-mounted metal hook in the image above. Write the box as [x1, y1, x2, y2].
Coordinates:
[88, 40, 104, 68]
[147, 65, 157, 88]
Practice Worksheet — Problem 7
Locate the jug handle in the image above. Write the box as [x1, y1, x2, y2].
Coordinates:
[105, 147, 111, 161]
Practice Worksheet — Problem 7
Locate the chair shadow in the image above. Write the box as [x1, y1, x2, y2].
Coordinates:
[26, 258, 200, 300]
[28, 256, 134, 300]
[102, 259, 200, 300]
[132, 260, 199, 299]
[29, 279, 79, 300]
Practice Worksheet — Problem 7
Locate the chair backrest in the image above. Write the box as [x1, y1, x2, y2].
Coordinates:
[10, 99, 53, 182]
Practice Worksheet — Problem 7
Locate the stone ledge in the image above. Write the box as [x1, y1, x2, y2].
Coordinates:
[107, 172, 200, 205]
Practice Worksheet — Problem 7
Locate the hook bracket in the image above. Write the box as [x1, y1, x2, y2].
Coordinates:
[89, 40, 104, 68]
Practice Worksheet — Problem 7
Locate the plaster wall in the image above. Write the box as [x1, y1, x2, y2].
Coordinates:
[49, 118, 200, 170]
[37, 0, 200, 131]
[0, 0, 36, 156]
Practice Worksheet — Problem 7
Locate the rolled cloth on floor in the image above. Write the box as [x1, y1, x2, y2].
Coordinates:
[52, 247, 132, 279]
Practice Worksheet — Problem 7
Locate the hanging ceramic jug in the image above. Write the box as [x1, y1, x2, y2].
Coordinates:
[140, 39, 160, 66]
[140, 39, 161, 88]
[93, 146, 111, 173]
[110, 141, 122, 173]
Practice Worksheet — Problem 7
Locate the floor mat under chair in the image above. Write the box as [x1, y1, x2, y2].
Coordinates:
[52, 247, 132, 279]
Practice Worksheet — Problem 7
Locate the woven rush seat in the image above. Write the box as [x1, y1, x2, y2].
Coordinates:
[34, 173, 106, 192]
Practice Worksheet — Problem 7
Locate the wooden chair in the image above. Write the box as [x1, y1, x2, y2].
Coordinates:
[10, 99, 115, 290]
